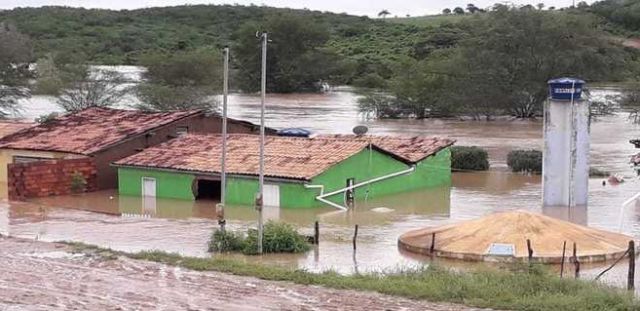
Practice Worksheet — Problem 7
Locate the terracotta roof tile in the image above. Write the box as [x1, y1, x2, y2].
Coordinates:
[114, 134, 454, 180]
[0, 121, 34, 138]
[0, 107, 202, 155]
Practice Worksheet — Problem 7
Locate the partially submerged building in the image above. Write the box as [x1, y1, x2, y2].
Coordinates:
[113, 134, 454, 209]
[0, 107, 266, 197]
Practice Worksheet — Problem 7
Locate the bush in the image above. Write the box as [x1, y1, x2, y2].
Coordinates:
[507, 150, 542, 173]
[209, 221, 311, 255]
[589, 167, 610, 177]
[450, 146, 490, 171]
[208, 230, 245, 253]
[70, 171, 87, 194]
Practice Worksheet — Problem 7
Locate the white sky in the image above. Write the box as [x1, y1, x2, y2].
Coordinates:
[0, 0, 592, 17]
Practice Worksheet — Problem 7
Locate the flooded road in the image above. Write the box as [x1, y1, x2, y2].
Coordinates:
[5, 86, 640, 291]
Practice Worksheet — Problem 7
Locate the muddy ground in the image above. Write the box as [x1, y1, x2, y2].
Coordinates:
[0, 237, 490, 311]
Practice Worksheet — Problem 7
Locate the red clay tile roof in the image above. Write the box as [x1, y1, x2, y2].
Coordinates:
[318, 134, 455, 163]
[0, 121, 34, 138]
[114, 134, 454, 180]
[0, 107, 202, 155]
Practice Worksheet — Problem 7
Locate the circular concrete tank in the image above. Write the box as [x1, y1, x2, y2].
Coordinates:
[398, 210, 633, 263]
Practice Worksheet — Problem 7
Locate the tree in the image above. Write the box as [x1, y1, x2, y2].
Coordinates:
[378, 10, 391, 19]
[442, 8, 452, 15]
[619, 88, 640, 123]
[136, 49, 221, 111]
[57, 69, 129, 112]
[537, 3, 545, 10]
[448, 8, 628, 118]
[453, 7, 465, 14]
[234, 14, 336, 93]
[0, 23, 32, 118]
[467, 3, 480, 13]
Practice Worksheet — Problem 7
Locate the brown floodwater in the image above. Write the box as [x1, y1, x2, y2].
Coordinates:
[4, 87, 640, 291]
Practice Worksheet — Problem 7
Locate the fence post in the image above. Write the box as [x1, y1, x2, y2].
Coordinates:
[430, 232, 436, 254]
[560, 241, 567, 278]
[629, 240, 635, 291]
[573, 242, 580, 279]
[353, 224, 359, 251]
[527, 239, 533, 263]
[314, 221, 319, 245]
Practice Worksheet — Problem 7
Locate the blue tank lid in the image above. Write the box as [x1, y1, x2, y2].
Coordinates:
[277, 128, 312, 137]
[548, 77, 585, 101]
[547, 77, 585, 85]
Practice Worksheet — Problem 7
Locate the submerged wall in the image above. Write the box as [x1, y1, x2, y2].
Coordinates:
[226, 147, 451, 208]
[118, 167, 195, 200]
[117, 147, 452, 209]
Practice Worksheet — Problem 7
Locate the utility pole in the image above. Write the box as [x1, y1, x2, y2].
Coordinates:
[218, 47, 229, 232]
[256, 32, 267, 254]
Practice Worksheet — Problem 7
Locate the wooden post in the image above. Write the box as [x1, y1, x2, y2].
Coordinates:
[352, 224, 359, 251]
[430, 232, 436, 254]
[314, 221, 319, 245]
[628, 240, 635, 291]
[573, 242, 580, 279]
[560, 241, 567, 278]
[526, 239, 533, 263]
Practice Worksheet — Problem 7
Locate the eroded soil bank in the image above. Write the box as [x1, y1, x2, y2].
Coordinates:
[0, 237, 488, 311]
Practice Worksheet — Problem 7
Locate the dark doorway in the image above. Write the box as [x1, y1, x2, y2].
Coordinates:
[195, 179, 221, 200]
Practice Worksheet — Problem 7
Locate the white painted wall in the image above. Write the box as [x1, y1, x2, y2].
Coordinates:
[543, 99, 590, 207]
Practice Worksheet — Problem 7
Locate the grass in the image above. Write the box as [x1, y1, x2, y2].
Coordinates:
[65, 241, 640, 311]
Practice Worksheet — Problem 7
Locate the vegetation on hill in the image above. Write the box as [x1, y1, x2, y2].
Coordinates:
[1, 3, 640, 114]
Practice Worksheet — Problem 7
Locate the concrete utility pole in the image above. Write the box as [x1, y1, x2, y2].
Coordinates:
[543, 78, 589, 207]
[217, 47, 229, 232]
[256, 32, 268, 254]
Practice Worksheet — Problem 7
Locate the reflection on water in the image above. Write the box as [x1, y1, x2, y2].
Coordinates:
[3, 86, 640, 290]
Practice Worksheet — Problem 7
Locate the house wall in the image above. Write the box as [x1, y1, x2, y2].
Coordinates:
[7, 158, 97, 200]
[223, 147, 451, 208]
[118, 168, 195, 200]
[116, 147, 452, 209]
[0, 149, 84, 183]
[93, 114, 262, 189]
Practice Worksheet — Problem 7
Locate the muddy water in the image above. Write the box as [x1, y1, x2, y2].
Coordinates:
[4, 87, 640, 290]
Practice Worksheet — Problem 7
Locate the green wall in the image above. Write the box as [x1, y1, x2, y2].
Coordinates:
[225, 147, 451, 208]
[118, 167, 195, 200]
[117, 147, 451, 209]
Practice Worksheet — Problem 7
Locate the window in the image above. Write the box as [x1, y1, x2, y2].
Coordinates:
[13, 156, 51, 164]
[176, 126, 189, 137]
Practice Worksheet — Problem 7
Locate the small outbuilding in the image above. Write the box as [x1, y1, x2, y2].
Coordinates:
[113, 134, 454, 209]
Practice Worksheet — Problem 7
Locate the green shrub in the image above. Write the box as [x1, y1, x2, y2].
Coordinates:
[70, 171, 87, 193]
[507, 149, 542, 173]
[209, 221, 311, 255]
[450, 146, 490, 171]
[589, 167, 610, 177]
[243, 221, 311, 255]
[208, 229, 245, 253]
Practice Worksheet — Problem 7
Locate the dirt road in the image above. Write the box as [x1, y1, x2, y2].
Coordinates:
[0, 237, 489, 311]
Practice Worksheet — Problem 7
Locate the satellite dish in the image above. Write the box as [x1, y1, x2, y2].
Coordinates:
[353, 125, 368, 136]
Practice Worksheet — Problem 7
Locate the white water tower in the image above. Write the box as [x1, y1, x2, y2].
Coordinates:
[543, 77, 590, 207]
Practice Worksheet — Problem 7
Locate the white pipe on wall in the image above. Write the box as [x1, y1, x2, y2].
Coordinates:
[305, 165, 416, 210]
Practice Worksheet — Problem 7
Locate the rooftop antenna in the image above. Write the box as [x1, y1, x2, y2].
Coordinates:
[352, 125, 368, 136]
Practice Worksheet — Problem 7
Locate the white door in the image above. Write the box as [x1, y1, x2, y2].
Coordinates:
[142, 177, 156, 197]
[263, 184, 280, 207]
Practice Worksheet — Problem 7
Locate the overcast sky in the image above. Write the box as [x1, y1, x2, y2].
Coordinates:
[1, 0, 592, 17]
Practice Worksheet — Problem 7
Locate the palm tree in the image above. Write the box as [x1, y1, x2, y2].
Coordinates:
[378, 10, 390, 19]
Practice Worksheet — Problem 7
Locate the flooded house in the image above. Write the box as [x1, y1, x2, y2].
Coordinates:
[0, 107, 265, 199]
[113, 133, 454, 209]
